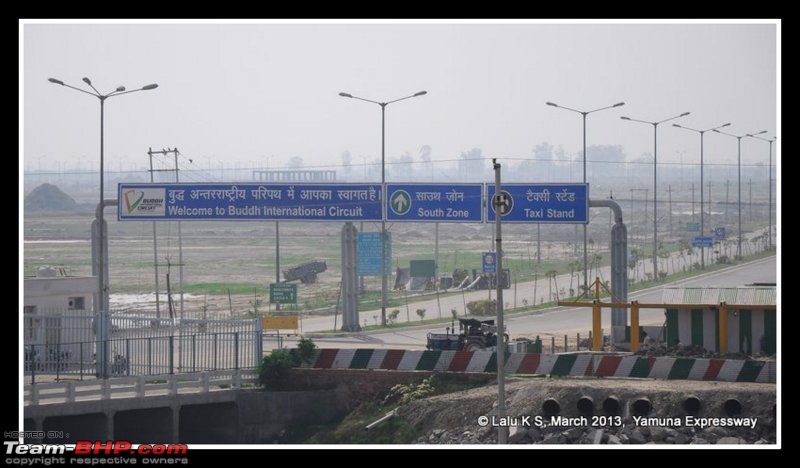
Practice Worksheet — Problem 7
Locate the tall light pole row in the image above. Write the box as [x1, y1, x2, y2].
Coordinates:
[672, 122, 730, 268]
[746, 135, 777, 249]
[711, 129, 767, 259]
[338, 90, 427, 326]
[48, 77, 158, 316]
[620, 112, 690, 281]
[545, 101, 624, 292]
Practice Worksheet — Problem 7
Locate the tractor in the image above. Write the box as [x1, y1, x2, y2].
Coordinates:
[426, 318, 508, 352]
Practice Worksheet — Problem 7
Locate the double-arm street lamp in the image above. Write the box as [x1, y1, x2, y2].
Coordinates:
[621, 111, 690, 282]
[711, 128, 767, 259]
[48, 77, 159, 315]
[339, 90, 427, 326]
[546, 100, 624, 292]
[746, 134, 776, 249]
[672, 122, 731, 268]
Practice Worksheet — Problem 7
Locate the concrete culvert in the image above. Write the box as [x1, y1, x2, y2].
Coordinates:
[724, 398, 742, 416]
[683, 395, 702, 415]
[602, 395, 621, 414]
[632, 397, 652, 416]
[542, 398, 560, 416]
[577, 396, 594, 414]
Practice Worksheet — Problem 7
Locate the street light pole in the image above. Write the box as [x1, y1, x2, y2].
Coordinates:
[746, 134, 776, 249]
[621, 111, 690, 282]
[672, 122, 730, 268]
[49, 77, 158, 318]
[545, 101, 624, 292]
[712, 128, 767, 259]
[339, 90, 427, 326]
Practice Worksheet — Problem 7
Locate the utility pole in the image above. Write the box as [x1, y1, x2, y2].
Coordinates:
[147, 148, 162, 319]
[667, 185, 673, 236]
[492, 159, 507, 445]
[725, 180, 730, 222]
[708, 181, 713, 229]
[148, 147, 186, 319]
[748, 178, 753, 221]
[691, 183, 695, 218]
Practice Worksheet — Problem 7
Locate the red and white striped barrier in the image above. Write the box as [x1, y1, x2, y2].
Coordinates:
[301, 349, 775, 383]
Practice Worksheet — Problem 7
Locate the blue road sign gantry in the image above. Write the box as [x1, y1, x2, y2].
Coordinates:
[486, 184, 589, 223]
[118, 183, 383, 221]
[692, 236, 714, 248]
[386, 184, 483, 222]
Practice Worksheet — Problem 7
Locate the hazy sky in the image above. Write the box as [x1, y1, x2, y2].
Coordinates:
[21, 20, 779, 176]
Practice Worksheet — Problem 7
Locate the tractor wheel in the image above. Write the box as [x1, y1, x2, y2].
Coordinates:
[464, 340, 484, 352]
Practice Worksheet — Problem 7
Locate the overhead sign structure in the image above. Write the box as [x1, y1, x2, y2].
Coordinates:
[692, 236, 714, 248]
[386, 184, 483, 223]
[269, 283, 298, 304]
[117, 183, 382, 222]
[358, 232, 392, 276]
[482, 252, 497, 274]
[486, 184, 589, 224]
[714, 227, 726, 240]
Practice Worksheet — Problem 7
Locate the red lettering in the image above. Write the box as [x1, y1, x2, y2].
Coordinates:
[74, 441, 92, 455]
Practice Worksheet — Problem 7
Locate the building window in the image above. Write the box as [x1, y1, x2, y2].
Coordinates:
[68, 297, 85, 310]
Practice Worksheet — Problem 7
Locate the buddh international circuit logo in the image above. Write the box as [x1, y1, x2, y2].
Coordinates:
[124, 189, 145, 213]
[122, 188, 166, 217]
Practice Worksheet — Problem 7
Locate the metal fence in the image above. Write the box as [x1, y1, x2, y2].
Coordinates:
[23, 312, 261, 384]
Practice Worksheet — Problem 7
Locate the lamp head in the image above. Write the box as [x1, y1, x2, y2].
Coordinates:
[545, 102, 557, 107]
[82, 77, 92, 85]
[672, 123, 682, 128]
[142, 84, 159, 91]
[339, 92, 352, 98]
[613, 102, 625, 107]
[680, 112, 691, 117]
[414, 91, 427, 97]
[620, 116, 631, 120]
[116, 86, 126, 92]
[48, 78, 64, 85]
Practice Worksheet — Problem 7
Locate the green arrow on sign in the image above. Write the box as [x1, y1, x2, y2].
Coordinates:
[390, 190, 411, 215]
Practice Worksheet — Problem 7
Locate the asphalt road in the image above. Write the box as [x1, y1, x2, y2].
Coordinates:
[276, 255, 775, 350]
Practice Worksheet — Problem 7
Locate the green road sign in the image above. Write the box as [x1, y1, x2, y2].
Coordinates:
[269, 283, 297, 304]
[686, 222, 700, 232]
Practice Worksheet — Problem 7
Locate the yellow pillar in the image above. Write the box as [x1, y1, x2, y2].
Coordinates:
[630, 302, 640, 353]
[719, 302, 728, 353]
[594, 277, 601, 300]
[592, 300, 602, 351]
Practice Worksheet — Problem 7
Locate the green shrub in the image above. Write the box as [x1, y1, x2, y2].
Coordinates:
[466, 299, 496, 316]
[258, 338, 317, 389]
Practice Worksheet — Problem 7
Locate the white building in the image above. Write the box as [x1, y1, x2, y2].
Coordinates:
[23, 267, 97, 367]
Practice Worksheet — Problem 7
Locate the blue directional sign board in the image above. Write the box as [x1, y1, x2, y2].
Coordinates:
[386, 184, 483, 223]
[692, 236, 714, 248]
[486, 184, 589, 223]
[117, 183, 383, 221]
[714, 227, 726, 240]
[358, 232, 392, 276]
[482, 252, 497, 274]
